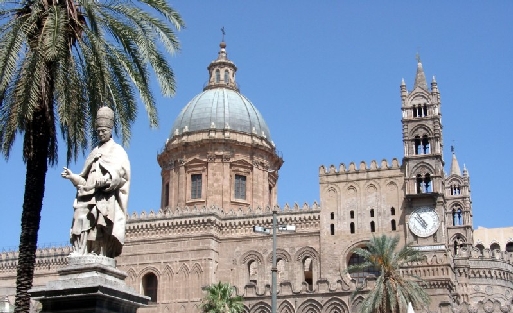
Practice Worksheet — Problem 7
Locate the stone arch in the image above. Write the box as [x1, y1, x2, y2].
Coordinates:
[410, 162, 435, 176]
[126, 268, 137, 284]
[242, 305, 250, 313]
[162, 265, 174, 303]
[190, 263, 203, 299]
[410, 124, 434, 138]
[295, 246, 319, 261]
[174, 263, 190, 300]
[297, 299, 322, 313]
[350, 296, 365, 313]
[323, 297, 349, 313]
[250, 301, 271, 313]
[278, 300, 294, 313]
[241, 250, 264, 264]
[266, 248, 292, 263]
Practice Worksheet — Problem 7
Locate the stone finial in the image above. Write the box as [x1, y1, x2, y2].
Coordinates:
[414, 57, 428, 90]
[450, 150, 462, 176]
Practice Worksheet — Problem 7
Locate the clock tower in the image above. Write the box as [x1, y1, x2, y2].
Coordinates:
[400, 58, 446, 248]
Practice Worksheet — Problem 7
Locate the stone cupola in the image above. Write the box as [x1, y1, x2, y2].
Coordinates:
[157, 41, 283, 211]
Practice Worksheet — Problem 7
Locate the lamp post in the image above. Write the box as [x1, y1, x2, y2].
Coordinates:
[253, 209, 296, 313]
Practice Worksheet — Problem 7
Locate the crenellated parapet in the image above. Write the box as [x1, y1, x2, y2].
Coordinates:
[0, 245, 71, 272]
[319, 158, 401, 176]
[125, 203, 321, 239]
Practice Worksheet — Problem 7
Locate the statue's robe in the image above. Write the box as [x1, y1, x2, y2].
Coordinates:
[70, 138, 130, 257]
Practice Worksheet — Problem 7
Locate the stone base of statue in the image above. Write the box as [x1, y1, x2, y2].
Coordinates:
[30, 254, 148, 313]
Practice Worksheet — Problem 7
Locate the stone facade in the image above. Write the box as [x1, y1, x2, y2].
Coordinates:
[1, 43, 513, 313]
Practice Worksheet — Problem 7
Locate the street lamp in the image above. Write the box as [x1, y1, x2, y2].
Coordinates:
[253, 209, 296, 313]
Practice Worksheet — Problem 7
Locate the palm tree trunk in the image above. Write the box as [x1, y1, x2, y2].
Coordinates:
[14, 101, 52, 313]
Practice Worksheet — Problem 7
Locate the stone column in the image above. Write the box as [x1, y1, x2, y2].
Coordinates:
[30, 255, 148, 313]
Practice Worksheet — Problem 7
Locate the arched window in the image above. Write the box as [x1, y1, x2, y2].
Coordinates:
[370, 209, 374, 218]
[348, 249, 380, 284]
[451, 185, 461, 195]
[303, 257, 313, 291]
[224, 70, 230, 84]
[412, 105, 418, 118]
[424, 174, 432, 192]
[142, 272, 158, 303]
[277, 259, 285, 281]
[490, 243, 501, 251]
[350, 211, 354, 219]
[506, 242, 513, 252]
[423, 104, 427, 117]
[215, 69, 220, 83]
[164, 182, 169, 207]
[330, 212, 335, 219]
[370, 221, 375, 232]
[390, 207, 395, 216]
[416, 174, 423, 194]
[417, 173, 433, 193]
[330, 224, 335, 236]
[391, 219, 396, 231]
[350, 222, 355, 234]
[453, 208, 462, 226]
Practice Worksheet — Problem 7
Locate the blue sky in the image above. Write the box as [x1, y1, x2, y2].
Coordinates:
[1, 2, 512, 250]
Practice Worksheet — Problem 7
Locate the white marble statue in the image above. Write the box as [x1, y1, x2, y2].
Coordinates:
[61, 107, 130, 258]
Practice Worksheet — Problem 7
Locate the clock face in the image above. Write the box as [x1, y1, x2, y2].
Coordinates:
[408, 206, 440, 237]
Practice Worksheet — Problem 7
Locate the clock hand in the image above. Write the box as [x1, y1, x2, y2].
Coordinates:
[415, 214, 428, 228]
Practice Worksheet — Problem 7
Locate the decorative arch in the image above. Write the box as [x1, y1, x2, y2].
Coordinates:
[350, 296, 365, 313]
[266, 248, 292, 263]
[249, 301, 271, 313]
[295, 246, 319, 261]
[410, 124, 433, 138]
[410, 162, 435, 176]
[278, 300, 294, 313]
[139, 266, 161, 278]
[323, 297, 349, 313]
[126, 268, 137, 284]
[241, 250, 264, 265]
[297, 299, 322, 313]
[190, 263, 203, 299]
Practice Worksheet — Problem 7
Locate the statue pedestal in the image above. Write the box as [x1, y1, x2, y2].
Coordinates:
[30, 255, 148, 313]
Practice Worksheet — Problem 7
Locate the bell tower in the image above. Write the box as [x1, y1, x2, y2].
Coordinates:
[401, 58, 446, 247]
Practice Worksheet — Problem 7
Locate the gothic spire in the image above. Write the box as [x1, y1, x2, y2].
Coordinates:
[450, 145, 462, 176]
[414, 54, 428, 90]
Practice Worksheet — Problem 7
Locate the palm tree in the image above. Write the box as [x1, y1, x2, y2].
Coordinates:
[200, 282, 244, 313]
[0, 0, 184, 311]
[347, 235, 430, 313]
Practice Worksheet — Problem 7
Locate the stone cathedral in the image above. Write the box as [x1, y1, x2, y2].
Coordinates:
[1, 42, 513, 313]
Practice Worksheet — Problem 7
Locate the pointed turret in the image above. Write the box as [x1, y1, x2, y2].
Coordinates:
[204, 41, 238, 91]
[400, 78, 408, 105]
[414, 57, 428, 90]
[450, 151, 462, 176]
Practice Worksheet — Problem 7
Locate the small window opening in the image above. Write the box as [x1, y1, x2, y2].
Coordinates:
[331, 212, 335, 220]
[370, 209, 374, 218]
[417, 174, 432, 194]
[191, 174, 202, 199]
[391, 219, 396, 231]
[370, 221, 375, 232]
[248, 260, 258, 285]
[215, 69, 220, 83]
[224, 70, 230, 84]
[490, 243, 500, 251]
[234, 174, 247, 200]
[303, 257, 313, 291]
[451, 185, 461, 195]
[350, 211, 354, 219]
[412, 105, 418, 118]
[350, 222, 355, 234]
[414, 136, 421, 155]
[423, 105, 428, 116]
[164, 182, 169, 207]
[422, 135, 430, 154]
[390, 207, 396, 216]
[506, 242, 513, 252]
[142, 273, 158, 303]
[452, 208, 462, 226]
[330, 224, 335, 235]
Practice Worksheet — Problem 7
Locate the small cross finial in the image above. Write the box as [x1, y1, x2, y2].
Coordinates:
[221, 27, 225, 41]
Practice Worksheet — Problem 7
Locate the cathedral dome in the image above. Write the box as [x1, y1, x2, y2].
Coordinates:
[171, 88, 272, 141]
[170, 41, 273, 143]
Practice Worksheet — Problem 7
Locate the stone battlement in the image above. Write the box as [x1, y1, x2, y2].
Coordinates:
[0, 245, 71, 271]
[126, 202, 320, 221]
[319, 158, 401, 175]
